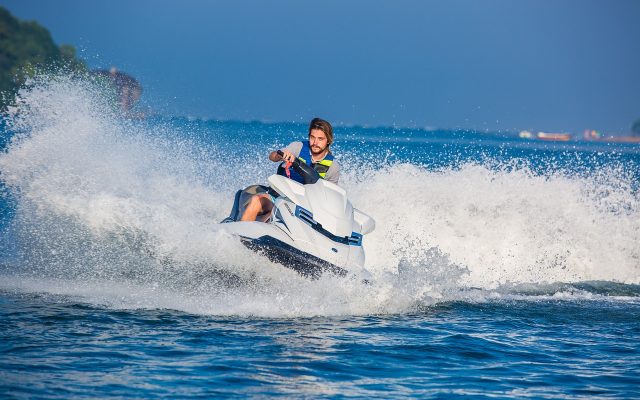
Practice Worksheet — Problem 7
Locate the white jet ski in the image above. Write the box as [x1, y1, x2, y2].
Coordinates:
[221, 151, 375, 280]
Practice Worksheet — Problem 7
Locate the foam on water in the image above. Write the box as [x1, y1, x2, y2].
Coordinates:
[0, 76, 638, 317]
[349, 162, 639, 288]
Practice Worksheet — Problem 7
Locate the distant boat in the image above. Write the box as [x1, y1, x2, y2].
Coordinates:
[583, 129, 640, 143]
[519, 130, 533, 139]
[536, 132, 572, 141]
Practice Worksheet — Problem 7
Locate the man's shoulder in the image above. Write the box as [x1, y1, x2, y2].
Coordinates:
[284, 141, 304, 156]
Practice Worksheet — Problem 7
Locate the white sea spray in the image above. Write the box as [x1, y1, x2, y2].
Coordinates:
[0, 75, 638, 317]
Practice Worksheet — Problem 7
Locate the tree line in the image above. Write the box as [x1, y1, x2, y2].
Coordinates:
[0, 6, 85, 107]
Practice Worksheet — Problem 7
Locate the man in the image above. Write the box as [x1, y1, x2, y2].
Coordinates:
[240, 117, 340, 222]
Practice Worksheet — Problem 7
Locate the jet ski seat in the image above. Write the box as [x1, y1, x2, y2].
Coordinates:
[221, 185, 278, 223]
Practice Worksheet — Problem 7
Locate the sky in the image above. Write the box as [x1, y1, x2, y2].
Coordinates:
[4, 0, 640, 133]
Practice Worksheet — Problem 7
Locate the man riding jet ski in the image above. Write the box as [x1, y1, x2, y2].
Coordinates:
[221, 118, 375, 279]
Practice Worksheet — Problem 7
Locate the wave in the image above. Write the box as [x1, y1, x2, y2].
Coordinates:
[348, 161, 639, 288]
[0, 75, 638, 317]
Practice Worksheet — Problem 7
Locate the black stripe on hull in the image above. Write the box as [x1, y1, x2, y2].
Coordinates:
[240, 235, 348, 280]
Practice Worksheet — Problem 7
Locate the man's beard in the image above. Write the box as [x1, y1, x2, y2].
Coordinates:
[310, 145, 327, 155]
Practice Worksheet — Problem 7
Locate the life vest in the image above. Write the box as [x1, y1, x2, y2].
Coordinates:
[277, 141, 334, 184]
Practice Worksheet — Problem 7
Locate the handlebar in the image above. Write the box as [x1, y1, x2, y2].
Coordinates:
[276, 150, 320, 184]
[276, 150, 296, 165]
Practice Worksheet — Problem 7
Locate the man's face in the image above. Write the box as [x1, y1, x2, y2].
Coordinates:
[309, 129, 329, 155]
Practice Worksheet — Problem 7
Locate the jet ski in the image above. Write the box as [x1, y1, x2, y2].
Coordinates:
[221, 151, 375, 280]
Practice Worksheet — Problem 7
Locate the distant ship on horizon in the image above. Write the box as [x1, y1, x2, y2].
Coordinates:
[519, 130, 572, 141]
[518, 129, 639, 143]
[583, 129, 640, 143]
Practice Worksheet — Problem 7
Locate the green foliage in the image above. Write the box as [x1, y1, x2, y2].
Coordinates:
[0, 6, 86, 106]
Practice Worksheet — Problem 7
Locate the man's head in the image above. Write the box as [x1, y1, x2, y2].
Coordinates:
[308, 118, 333, 156]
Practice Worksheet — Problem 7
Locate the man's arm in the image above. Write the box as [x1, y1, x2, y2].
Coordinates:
[269, 142, 303, 163]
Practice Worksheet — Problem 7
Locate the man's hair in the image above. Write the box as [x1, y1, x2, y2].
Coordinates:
[308, 117, 334, 146]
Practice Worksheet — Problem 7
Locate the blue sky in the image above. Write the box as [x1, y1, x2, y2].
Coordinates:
[5, 0, 640, 133]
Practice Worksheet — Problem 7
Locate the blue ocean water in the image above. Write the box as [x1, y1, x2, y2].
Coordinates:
[1, 77, 639, 398]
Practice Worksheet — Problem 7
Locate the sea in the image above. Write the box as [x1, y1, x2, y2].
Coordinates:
[0, 76, 639, 399]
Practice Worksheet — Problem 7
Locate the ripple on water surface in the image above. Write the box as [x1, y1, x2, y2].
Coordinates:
[1, 291, 640, 398]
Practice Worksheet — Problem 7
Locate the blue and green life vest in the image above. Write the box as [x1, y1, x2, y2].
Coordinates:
[277, 141, 334, 184]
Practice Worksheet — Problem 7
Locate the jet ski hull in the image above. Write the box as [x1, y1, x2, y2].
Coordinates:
[240, 235, 347, 279]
